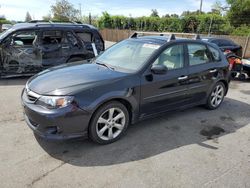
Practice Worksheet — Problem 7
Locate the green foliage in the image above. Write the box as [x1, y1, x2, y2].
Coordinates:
[97, 12, 230, 35]
[0, 18, 11, 24]
[231, 25, 250, 36]
[226, 0, 250, 27]
[150, 9, 159, 17]
[50, 0, 80, 22]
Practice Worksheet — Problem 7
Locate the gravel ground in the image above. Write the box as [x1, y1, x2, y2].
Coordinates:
[0, 42, 250, 188]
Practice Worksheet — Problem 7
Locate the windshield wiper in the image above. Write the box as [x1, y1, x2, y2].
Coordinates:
[96, 62, 115, 70]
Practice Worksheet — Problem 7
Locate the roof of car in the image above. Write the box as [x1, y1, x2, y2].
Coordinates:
[202, 37, 232, 42]
[129, 35, 201, 45]
[10, 22, 97, 31]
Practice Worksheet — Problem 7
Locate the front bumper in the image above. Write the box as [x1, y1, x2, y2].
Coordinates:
[21, 89, 91, 140]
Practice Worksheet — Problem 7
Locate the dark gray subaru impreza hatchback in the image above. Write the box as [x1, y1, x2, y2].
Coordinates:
[22, 33, 230, 144]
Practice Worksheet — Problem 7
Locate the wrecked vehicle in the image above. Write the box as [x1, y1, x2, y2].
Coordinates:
[0, 22, 104, 78]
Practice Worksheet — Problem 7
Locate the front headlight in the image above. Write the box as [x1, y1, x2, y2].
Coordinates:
[37, 96, 74, 109]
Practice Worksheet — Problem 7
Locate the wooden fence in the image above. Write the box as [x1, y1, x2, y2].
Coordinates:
[100, 29, 250, 58]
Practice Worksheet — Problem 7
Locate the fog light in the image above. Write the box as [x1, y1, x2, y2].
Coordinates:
[46, 126, 58, 135]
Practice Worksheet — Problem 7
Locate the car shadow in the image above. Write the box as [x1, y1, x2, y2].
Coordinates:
[0, 77, 30, 86]
[36, 97, 250, 167]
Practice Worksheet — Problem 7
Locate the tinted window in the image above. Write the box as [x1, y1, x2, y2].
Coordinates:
[41, 30, 62, 44]
[212, 39, 235, 46]
[220, 39, 235, 46]
[188, 44, 210, 66]
[76, 32, 92, 42]
[208, 46, 221, 61]
[153, 44, 184, 70]
[66, 32, 78, 46]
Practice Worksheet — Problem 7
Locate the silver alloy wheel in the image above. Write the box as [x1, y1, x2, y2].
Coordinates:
[210, 84, 224, 108]
[96, 107, 126, 141]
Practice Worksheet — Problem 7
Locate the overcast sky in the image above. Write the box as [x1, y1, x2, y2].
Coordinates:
[0, 0, 226, 21]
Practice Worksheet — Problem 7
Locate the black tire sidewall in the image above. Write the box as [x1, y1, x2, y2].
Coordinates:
[206, 82, 226, 110]
[89, 101, 129, 144]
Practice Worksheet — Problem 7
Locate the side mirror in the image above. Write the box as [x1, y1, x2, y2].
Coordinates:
[151, 64, 168, 74]
[14, 40, 24, 46]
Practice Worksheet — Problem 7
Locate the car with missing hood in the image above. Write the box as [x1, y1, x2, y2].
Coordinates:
[22, 33, 231, 144]
[0, 22, 104, 78]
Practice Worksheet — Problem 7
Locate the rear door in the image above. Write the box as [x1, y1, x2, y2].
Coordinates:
[186, 42, 222, 103]
[39, 30, 64, 67]
[140, 44, 189, 117]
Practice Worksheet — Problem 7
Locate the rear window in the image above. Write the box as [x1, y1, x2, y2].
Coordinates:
[212, 39, 235, 47]
[42, 30, 63, 44]
[188, 44, 210, 66]
[208, 46, 221, 61]
[76, 32, 92, 42]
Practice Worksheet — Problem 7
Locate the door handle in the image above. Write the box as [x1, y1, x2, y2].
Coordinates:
[209, 69, 217, 73]
[178, 76, 188, 80]
[62, 46, 70, 49]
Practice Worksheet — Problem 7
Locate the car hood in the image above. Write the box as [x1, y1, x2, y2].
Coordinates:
[27, 62, 128, 95]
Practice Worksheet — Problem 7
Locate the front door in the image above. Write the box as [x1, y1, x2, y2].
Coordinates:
[140, 44, 189, 117]
[0, 29, 41, 75]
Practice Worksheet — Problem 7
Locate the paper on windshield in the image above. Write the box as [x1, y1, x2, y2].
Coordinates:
[142, 43, 160, 49]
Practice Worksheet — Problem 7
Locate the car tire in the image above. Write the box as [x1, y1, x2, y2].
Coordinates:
[89, 101, 129, 145]
[231, 72, 237, 79]
[205, 82, 226, 110]
[239, 73, 246, 80]
[67, 57, 84, 63]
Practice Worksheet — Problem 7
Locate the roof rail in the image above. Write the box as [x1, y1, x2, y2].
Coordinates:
[167, 34, 176, 42]
[130, 32, 176, 41]
[194, 34, 201, 40]
[28, 20, 49, 23]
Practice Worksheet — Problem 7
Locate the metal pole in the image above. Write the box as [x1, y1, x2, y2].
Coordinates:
[242, 33, 250, 59]
[208, 16, 213, 36]
[200, 0, 203, 13]
[79, 3, 82, 20]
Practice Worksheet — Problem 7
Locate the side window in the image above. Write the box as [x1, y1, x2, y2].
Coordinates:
[76, 32, 92, 42]
[41, 31, 62, 45]
[66, 32, 78, 46]
[220, 39, 234, 46]
[188, 44, 210, 66]
[10, 30, 38, 46]
[153, 44, 184, 70]
[208, 46, 221, 61]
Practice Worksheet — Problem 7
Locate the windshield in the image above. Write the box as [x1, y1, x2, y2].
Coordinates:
[96, 40, 161, 72]
[0, 28, 14, 41]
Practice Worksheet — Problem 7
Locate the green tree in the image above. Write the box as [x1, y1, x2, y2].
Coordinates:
[226, 0, 250, 27]
[25, 12, 32, 22]
[97, 12, 112, 28]
[50, 0, 80, 22]
[150, 9, 159, 17]
[42, 14, 52, 21]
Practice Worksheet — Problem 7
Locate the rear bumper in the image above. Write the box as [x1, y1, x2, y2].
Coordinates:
[22, 90, 91, 140]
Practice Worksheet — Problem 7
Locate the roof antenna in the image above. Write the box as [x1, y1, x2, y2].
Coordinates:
[130, 32, 138, 38]
[167, 34, 176, 42]
[194, 34, 201, 40]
